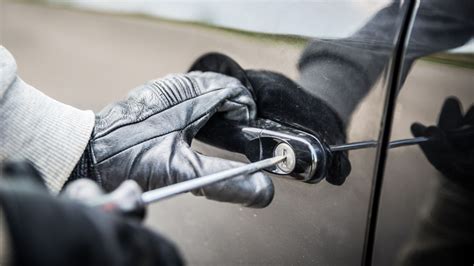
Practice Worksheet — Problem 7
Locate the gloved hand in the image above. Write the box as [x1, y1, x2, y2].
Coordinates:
[411, 97, 474, 185]
[70, 71, 274, 208]
[245, 70, 351, 185]
[189, 53, 351, 185]
[0, 161, 183, 266]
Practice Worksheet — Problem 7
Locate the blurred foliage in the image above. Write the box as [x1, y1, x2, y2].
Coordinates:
[11, 0, 309, 48]
[8, 0, 474, 68]
[129, 13, 310, 48]
[423, 53, 474, 69]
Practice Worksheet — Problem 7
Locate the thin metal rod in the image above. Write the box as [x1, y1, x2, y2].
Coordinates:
[141, 156, 286, 205]
[389, 136, 429, 148]
[330, 136, 429, 152]
[330, 140, 378, 152]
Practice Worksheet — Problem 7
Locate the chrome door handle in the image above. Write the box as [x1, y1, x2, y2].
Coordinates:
[196, 118, 329, 183]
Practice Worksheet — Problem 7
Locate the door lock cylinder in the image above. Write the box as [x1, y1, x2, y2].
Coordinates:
[238, 120, 328, 183]
[273, 143, 296, 174]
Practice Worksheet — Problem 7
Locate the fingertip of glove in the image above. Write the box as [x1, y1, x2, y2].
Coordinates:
[463, 105, 474, 125]
[325, 150, 351, 186]
[442, 97, 462, 113]
[425, 125, 444, 136]
[410, 122, 426, 136]
[439, 97, 463, 130]
[244, 172, 275, 209]
[325, 171, 347, 186]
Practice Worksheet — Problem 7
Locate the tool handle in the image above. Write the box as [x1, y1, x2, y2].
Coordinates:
[63, 179, 146, 219]
[90, 180, 146, 219]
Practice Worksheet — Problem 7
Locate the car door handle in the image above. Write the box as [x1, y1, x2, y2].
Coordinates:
[196, 118, 329, 183]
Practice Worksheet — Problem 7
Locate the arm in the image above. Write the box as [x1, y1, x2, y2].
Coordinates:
[0, 46, 95, 193]
[298, 0, 473, 125]
[0, 161, 183, 266]
[1, 46, 273, 207]
[398, 98, 474, 265]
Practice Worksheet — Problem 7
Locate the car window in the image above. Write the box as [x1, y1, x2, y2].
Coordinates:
[2, 1, 412, 264]
[372, 0, 474, 265]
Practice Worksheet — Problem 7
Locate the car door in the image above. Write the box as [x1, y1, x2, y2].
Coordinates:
[138, 2, 414, 265]
[2, 1, 443, 265]
[372, 1, 474, 265]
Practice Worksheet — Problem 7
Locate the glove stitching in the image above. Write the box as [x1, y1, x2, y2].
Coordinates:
[146, 82, 166, 107]
[94, 87, 228, 140]
[89, 142, 103, 187]
[166, 77, 184, 103]
[174, 76, 191, 99]
[176, 116, 210, 195]
[153, 80, 174, 107]
[184, 75, 202, 95]
[168, 77, 184, 101]
[160, 78, 180, 105]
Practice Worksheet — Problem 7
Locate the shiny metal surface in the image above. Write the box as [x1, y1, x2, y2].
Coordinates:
[141, 156, 285, 204]
[330, 136, 429, 151]
[240, 121, 325, 183]
[273, 143, 296, 174]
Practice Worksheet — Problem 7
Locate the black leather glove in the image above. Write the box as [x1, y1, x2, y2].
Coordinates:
[411, 97, 474, 185]
[71, 71, 274, 208]
[189, 52, 351, 185]
[399, 97, 474, 266]
[0, 161, 183, 266]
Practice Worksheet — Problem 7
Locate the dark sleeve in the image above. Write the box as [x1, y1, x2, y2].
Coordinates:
[298, 0, 474, 124]
[0, 183, 183, 266]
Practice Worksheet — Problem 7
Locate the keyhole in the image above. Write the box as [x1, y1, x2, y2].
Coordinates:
[273, 143, 296, 174]
[282, 149, 287, 167]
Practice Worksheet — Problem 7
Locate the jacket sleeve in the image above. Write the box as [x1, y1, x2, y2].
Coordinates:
[0, 46, 95, 192]
[298, 0, 473, 125]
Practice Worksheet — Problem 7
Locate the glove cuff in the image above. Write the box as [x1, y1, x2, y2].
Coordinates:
[67, 140, 100, 187]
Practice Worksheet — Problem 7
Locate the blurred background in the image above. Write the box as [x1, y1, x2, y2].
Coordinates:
[1, 1, 472, 265]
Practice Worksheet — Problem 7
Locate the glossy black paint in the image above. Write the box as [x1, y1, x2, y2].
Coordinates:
[362, 1, 419, 265]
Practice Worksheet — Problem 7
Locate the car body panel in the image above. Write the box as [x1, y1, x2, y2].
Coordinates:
[3, 1, 472, 265]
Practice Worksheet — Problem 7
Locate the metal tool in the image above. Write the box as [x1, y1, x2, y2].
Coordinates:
[141, 155, 285, 204]
[235, 120, 327, 183]
[208, 121, 431, 184]
[89, 155, 285, 214]
[330, 136, 429, 152]
[78, 125, 471, 215]
[330, 126, 473, 152]
[194, 118, 473, 184]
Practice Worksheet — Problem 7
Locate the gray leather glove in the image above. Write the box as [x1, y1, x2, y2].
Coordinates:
[70, 71, 274, 208]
